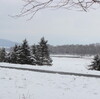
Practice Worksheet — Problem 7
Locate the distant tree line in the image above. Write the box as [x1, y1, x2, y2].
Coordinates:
[49, 44, 100, 55]
[0, 38, 52, 66]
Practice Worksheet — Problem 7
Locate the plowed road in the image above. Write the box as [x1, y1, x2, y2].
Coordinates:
[0, 66, 100, 78]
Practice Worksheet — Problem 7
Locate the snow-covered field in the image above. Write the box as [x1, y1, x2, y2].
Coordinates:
[0, 55, 100, 99]
[0, 55, 99, 75]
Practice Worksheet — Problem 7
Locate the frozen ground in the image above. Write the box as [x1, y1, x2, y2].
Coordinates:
[0, 55, 100, 99]
[0, 68, 100, 99]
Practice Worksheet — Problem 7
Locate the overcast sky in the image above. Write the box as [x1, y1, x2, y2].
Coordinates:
[1, 0, 100, 45]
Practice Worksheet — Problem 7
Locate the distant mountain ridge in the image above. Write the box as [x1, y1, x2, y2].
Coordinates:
[0, 39, 19, 48]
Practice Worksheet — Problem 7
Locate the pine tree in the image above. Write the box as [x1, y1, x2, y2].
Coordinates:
[18, 39, 35, 65]
[9, 45, 19, 63]
[0, 38, 52, 66]
[37, 37, 52, 65]
[0, 48, 6, 62]
[31, 44, 37, 64]
[35, 45, 42, 65]
[89, 55, 100, 70]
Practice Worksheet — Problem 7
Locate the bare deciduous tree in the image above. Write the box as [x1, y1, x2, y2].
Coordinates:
[17, 0, 100, 19]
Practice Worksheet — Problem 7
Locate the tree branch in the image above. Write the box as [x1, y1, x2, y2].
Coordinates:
[15, 0, 100, 18]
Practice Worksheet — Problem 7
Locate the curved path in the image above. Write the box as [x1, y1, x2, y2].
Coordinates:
[0, 65, 100, 78]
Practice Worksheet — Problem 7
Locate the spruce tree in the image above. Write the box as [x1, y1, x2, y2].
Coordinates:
[0, 48, 6, 62]
[9, 45, 19, 63]
[89, 55, 100, 70]
[31, 44, 37, 64]
[18, 39, 35, 65]
[37, 37, 52, 65]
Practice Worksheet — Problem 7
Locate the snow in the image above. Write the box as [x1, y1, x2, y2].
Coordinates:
[0, 55, 100, 99]
[0, 55, 99, 75]
[0, 68, 100, 99]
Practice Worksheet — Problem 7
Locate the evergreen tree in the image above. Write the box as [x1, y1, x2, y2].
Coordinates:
[89, 55, 100, 70]
[9, 45, 19, 63]
[37, 37, 52, 65]
[18, 39, 35, 65]
[35, 45, 42, 65]
[31, 44, 37, 64]
[6, 53, 11, 63]
[0, 48, 6, 62]
[0, 38, 53, 66]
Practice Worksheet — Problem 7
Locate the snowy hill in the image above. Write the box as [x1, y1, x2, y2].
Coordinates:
[0, 39, 19, 48]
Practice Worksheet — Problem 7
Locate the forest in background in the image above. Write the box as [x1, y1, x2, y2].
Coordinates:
[4, 42, 100, 56]
[49, 43, 100, 55]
